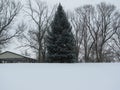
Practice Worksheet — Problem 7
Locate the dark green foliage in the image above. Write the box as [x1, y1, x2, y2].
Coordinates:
[46, 4, 76, 63]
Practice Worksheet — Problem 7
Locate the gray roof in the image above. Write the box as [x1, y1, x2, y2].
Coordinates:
[0, 51, 37, 61]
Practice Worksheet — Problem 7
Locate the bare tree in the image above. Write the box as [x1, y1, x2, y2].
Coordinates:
[109, 28, 120, 62]
[73, 2, 120, 62]
[69, 11, 84, 62]
[19, 0, 55, 62]
[73, 5, 95, 62]
[90, 2, 120, 62]
[0, 0, 22, 51]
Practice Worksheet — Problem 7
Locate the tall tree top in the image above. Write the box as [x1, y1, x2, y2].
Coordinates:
[52, 3, 71, 32]
[58, 3, 62, 10]
[47, 3, 76, 63]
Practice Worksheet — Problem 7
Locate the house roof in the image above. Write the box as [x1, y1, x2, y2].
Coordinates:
[0, 51, 37, 61]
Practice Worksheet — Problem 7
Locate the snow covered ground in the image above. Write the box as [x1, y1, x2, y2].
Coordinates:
[0, 63, 120, 90]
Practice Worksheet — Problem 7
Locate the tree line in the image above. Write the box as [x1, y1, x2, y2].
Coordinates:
[0, 0, 120, 63]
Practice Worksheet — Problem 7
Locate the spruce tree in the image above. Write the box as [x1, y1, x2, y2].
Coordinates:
[46, 4, 76, 63]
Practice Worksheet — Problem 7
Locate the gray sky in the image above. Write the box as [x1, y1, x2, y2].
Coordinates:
[44, 0, 120, 10]
[19, 0, 120, 11]
[3, 0, 120, 58]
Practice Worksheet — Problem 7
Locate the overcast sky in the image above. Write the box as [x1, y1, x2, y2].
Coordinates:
[3, 0, 120, 58]
[44, 0, 120, 10]
[19, 0, 120, 11]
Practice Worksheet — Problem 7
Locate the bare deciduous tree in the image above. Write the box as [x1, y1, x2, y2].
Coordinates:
[0, 0, 22, 51]
[73, 5, 95, 62]
[109, 28, 120, 62]
[73, 2, 120, 62]
[69, 11, 84, 62]
[18, 0, 55, 62]
[90, 2, 120, 62]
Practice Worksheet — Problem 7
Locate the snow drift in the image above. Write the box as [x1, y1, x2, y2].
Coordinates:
[0, 63, 120, 90]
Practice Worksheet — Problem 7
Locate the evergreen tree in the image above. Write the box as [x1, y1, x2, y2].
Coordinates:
[46, 4, 76, 63]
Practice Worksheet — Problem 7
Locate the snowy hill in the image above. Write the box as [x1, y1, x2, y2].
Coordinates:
[0, 63, 120, 90]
